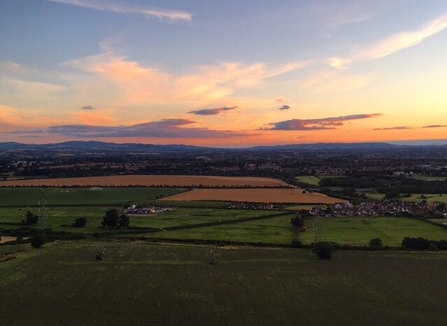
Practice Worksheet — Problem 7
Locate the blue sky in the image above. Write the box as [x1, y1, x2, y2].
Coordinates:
[1, 0, 447, 146]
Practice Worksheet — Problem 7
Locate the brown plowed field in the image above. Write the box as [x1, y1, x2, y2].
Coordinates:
[0, 175, 288, 188]
[161, 188, 345, 204]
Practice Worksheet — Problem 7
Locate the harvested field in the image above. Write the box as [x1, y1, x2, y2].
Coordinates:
[162, 188, 345, 204]
[0, 236, 18, 244]
[0, 175, 288, 188]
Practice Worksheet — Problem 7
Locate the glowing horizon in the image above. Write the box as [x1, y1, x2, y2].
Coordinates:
[1, 1, 447, 146]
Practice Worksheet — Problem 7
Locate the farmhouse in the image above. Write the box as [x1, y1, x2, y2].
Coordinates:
[124, 204, 173, 216]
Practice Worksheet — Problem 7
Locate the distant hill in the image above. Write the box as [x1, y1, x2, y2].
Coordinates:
[0, 141, 216, 153]
[1, 140, 446, 154]
[249, 142, 398, 151]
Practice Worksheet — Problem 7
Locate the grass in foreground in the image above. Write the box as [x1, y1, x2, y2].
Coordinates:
[1, 241, 447, 326]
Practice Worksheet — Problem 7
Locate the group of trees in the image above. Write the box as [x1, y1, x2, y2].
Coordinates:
[402, 237, 447, 250]
[22, 211, 39, 225]
[101, 209, 129, 228]
[20, 209, 128, 229]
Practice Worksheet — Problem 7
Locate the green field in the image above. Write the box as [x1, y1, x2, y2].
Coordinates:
[366, 192, 447, 203]
[0, 188, 185, 206]
[1, 241, 447, 326]
[402, 194, 447, 203]
[149, 216, 447, 247]
[299, 217, 447, 246]
[153, 214, 294, 244]
[295, 175, 320, 186]
[0, 207, 281, 235]
[412, 174, 446, 182]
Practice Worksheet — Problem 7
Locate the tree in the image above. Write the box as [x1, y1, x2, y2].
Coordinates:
[369, 237, 383, 248]
[384, 190, 400, 200]
[30, 234, 46, 249]
[101, 209, 119, 228]
[101, 209, 129, 228]
[118, 214, 129, 228]
[313, 242, 334, 260]
[73, 217, 87, 228]
[290, 215, 304, 228]
[22, 211, 39, 225]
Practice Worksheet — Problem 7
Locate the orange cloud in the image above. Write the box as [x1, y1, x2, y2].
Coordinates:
[65, 54, 308, 109]
[71, 110, 118, 126]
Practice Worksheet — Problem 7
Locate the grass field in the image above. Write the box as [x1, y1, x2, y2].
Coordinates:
[162, 188, 344, 204]
[299, 217, 447, 246]
[153, 214, 294, 244]
[366, 192, 447, 203]
[150, 216, 447, 247]
[0, 207, 281, 235]
[0, 188, 183, 206]
[1, 241, 447, 326]
[402, 194, 447, 203]
[412, 174, 446, 181]
[295, 175, 320, 186]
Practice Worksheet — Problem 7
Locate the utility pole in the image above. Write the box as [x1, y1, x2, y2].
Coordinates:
[38, 199, 47, 225]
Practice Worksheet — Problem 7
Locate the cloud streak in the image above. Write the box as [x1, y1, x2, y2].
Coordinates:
[422, 124, 447, 129]
[373, 126, 413, 131]
[64, 53, 309, 106]
[48, 0, 193, 22]
[188, 106, 238, 116]
[42, 119, 249, 138]
[266, 114, 381, 131]
[328, 13, 447, 68]
[278, 105, 290, 111]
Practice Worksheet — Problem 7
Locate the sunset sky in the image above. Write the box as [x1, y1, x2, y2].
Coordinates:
[1, 0, 447, 146]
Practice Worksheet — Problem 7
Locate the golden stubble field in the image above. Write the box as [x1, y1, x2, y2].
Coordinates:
[162, 188, 345, 204]
[0, 175, 288, 188]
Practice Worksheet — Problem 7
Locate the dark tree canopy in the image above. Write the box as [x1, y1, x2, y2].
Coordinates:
[290, 215, 304, 228]
[313, 242, 334, 260]
[369, 237, 383, 248]
[101, 209, 129, 228]
[30, 234, 46, 249]
[22, 211, 39, 225]
[73, 217, 87, 228]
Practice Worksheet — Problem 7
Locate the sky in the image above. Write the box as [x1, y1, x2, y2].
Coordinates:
[1, 0, 447, 147]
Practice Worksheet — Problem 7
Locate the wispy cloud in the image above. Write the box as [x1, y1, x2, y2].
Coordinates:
[43, 119, 249, 138]
[48, 0, 193, 22]
[278, 105, 290, 111]
[301, 71, 370, 93]
[328, 14, 371, 28]
[373, 126, 413, 131]
[188, 106, 238, 116]
[64, 53, 309, 106]
[422, 124, 447, 129]
[81, 105, 94, 110]
[328, 13, 447, 69]
[265, 114, 381, 131]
